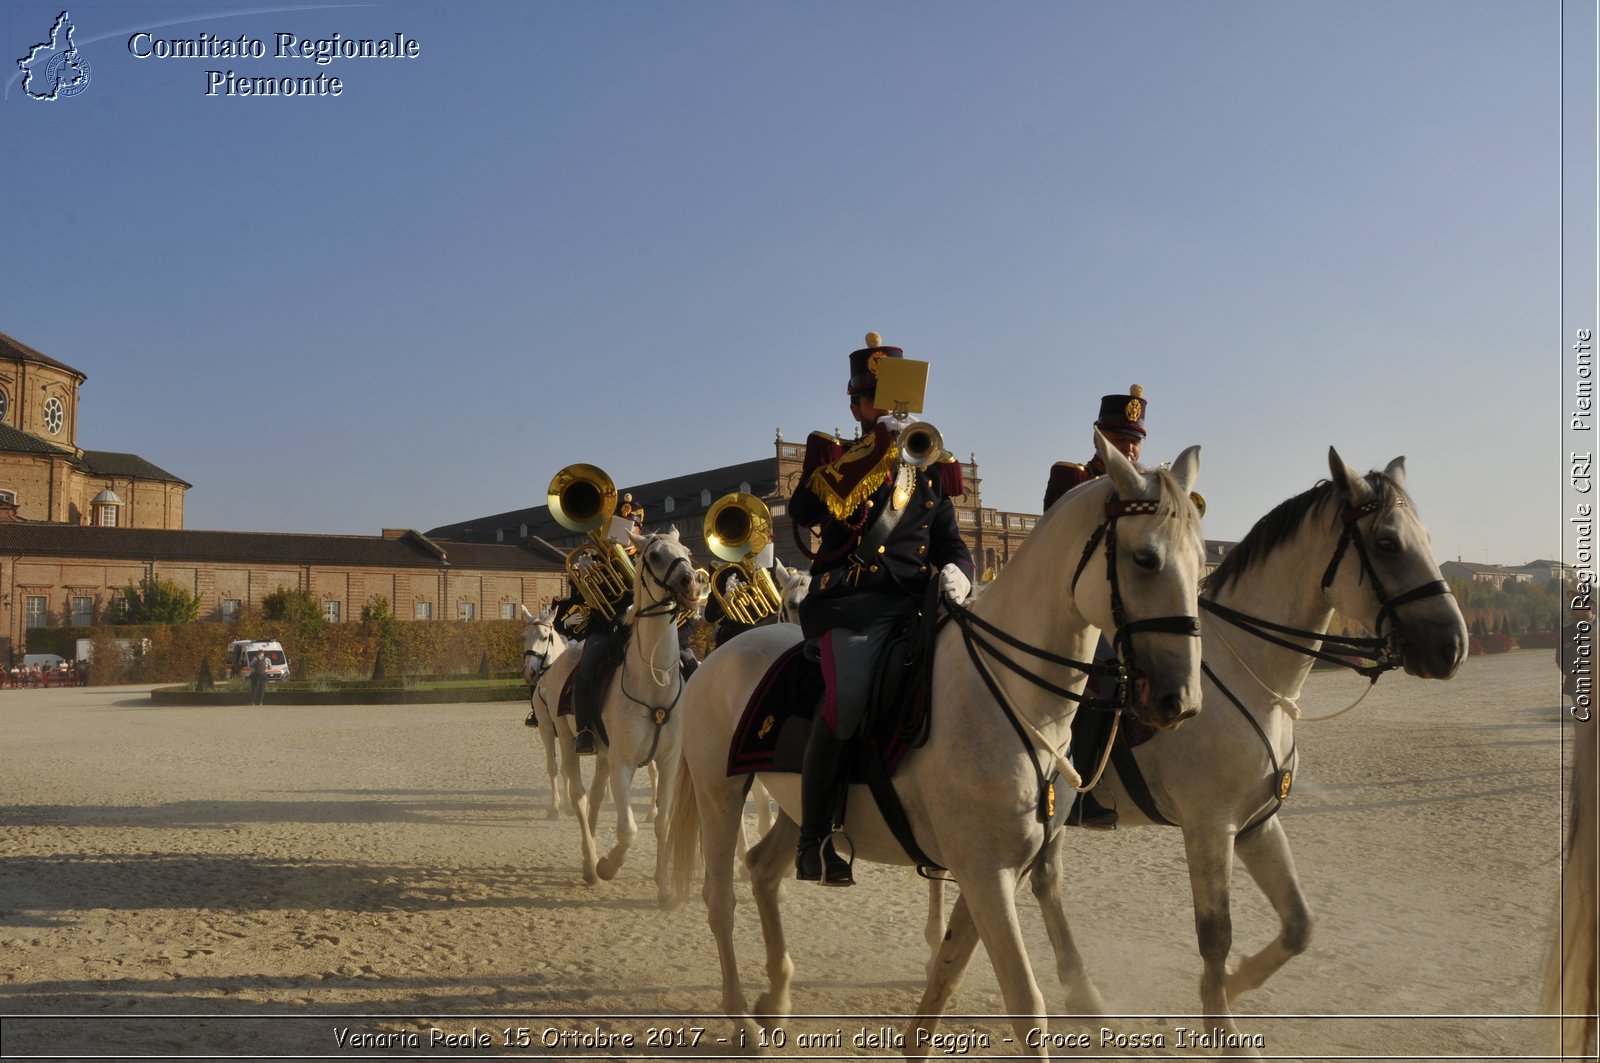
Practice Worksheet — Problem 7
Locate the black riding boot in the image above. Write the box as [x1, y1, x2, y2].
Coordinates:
[796, 715, 854, 886]
[573, 627, 611, 756]
[1069, 705, 1117, 830]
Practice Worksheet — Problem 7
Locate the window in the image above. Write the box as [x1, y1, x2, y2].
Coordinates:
[25, 595, 46, 628]
[458, 602, 476, 621]
[519, 523, 528, 538]
[70, 596, 94, 626]
[220, 598, 242, 621]
[782, 445, 800, 458]
[414, 601, 432, 620]
[739, 481, 751, 495]
[323, 600, 341, 623]
[43, 396, 64, 436]
[0, 490, 14, 506]
[663, 496, 675, 513]
[496, 528, 505, 542]
[0, 390, 8, 420]
[98, 505, 119, 527]
[701, 489, 711, 506]
[500, 602, 517, 620]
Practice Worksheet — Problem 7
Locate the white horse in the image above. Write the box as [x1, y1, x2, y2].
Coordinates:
[1544, 711, 1598, 1056]
[555, 527, 705, 903]
[667, 437, 1207, 1052]
[520, 605, 571, 819]
[912, 449, 1468, 1054]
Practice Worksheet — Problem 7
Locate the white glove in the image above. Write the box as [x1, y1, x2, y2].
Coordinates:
[876, 411, 915, 435]
[939, 563, 972, 604]
[562, 612, 583, 631]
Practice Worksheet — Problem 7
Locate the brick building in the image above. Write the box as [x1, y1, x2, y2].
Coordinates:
[0, 331, 565, 663]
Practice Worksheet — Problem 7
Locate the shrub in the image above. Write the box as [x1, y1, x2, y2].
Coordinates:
[120, 576, 200, 624]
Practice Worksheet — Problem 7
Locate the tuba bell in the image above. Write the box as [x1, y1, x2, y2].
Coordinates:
[897, 421, 944, 468]
[703, 492, 785, 627]
[547, 463, 636, 624]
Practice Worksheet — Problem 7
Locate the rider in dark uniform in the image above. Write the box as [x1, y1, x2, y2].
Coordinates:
[1043, 384, 1148, 829]
[789, 332, 974, 885]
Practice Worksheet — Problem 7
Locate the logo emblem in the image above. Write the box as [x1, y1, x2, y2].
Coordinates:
[867, 350, 886, 379]
[19, 12, 91, 101]
[1124, 398, 1143, 423]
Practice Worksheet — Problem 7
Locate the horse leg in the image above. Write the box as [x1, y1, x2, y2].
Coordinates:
[924, 877, 947, 980]
[905, 890, 981, 1058]
[652, 754, 681, 908]
[558, 726, 601, 886]
[643, 759, 660, 824]
[1225, 818, 1312, 999]
[534, 697, 564, 818]
[752, 777, 773, 835]
[586, 749, 608, 835]
[595, 759, 638, 881]
[942, 867, 1048, 1057]
[693, 770, 764, 1041]
[1183, 825, 1259, 1057]
[746, 811, 800, 1025]
[1029, 830, 1108, 1014]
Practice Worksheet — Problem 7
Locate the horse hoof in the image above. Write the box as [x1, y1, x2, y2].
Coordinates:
[582, 867, 598, 886]
[596, 857, 619, 880]
[752, 994, 790, 1025]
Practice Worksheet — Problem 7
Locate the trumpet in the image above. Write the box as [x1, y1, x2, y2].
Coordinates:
[896, 420, 944, 468]
[548, 463, 636, 623]
[703, 492, 784, 627]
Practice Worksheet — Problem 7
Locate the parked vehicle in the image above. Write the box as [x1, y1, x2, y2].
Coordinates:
[226, 639, 290, 681]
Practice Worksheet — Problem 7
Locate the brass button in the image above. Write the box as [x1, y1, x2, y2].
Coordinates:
[916, 545, 926, 555]
[919, 564, 930, 574]
[877, 545, 886, 554]
[923, 500, 934, 509]
[869, 564, 879, 573]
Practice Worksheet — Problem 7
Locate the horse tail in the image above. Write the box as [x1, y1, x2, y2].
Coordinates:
[666, 754, 701, 900]
[1544, 725, 1598, 1056]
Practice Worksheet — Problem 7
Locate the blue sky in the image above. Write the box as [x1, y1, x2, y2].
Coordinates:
[3, 1, 1582, 567]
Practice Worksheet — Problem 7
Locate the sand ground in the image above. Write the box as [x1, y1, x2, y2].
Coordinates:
[0, 650, 1571, 1059]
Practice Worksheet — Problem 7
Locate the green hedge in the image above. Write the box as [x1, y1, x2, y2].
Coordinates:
[27, 619, 529, 686]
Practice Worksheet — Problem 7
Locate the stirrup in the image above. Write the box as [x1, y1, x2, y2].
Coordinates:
[574, 730, 596, 756]
[1071, 791, 1118, 831]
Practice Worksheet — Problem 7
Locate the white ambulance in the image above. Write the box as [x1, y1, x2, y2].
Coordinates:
[226, 639, 290, 681]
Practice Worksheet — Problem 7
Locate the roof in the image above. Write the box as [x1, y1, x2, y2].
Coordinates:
[428, 456, 782, 545]
[77, 449, 190, 487]
[0, 523, 564, 572]
[0, 423, 72, 457]
[0, 330, 85, 378]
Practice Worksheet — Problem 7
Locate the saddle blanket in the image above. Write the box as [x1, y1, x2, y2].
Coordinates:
[726, 642, 925, 780]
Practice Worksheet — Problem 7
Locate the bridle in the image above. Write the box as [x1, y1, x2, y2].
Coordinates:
[620, 535, 695, 765]
[1200, 493, 1455, 682]
[634, 537, 696, 622]
[522, 624, 558, 679]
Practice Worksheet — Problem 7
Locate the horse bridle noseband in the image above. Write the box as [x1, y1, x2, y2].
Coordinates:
[1320, 496, 1453, 642]
[620, 536, 692, 764]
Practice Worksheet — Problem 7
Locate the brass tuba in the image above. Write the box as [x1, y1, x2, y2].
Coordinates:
[703, 492, 784, 627]
[548, 463, 636, 624]
[897, 421, 944, 468]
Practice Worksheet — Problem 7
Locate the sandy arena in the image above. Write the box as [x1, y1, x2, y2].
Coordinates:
[0, 650, 1569, 1058]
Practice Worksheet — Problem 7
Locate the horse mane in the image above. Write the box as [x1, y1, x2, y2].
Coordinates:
[1203, 470, 1409, 595]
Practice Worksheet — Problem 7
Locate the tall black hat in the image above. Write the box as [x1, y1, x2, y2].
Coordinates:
[1095, 384, 1148, 439]
[847, 331, 903, 396]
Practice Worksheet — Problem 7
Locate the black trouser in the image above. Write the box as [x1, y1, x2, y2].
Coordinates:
[573, 613, 620, 736]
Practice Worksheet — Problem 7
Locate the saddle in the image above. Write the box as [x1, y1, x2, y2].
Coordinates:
[726, 613, 932, 781]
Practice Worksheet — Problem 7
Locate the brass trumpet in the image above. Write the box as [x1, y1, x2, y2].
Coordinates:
[703, 492, 784, 627]
[897, 421, 944, 468]
[548, 463, 636, 623]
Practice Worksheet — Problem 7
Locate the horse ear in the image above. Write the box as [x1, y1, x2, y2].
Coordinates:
[1168, 444, 1201, 496]
[1383, 456, 1407, 490]
[772, 560, 792, 584]
[520, 604, 535, 621]
[629, 529, 649, 550]
[537, 604, 555, 623]
[1327, 446, 1371, 505]
[1097, 428, 1145, 498]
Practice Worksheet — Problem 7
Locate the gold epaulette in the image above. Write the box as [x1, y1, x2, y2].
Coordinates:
[1053, 460, 1086, 472]
[805, 430, 896, 522]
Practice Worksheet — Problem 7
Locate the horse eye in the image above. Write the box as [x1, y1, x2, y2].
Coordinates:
[1131, 549, 1160, 571]
[1376, 536, 1400, 553]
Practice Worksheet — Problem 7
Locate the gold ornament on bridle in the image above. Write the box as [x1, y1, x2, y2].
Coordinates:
[703, 492, 785, 627]
[547, 463, 636, 624]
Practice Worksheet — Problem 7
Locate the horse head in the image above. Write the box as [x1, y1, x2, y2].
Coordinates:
[630, 526, 709, 614]
[1064, 432, 1207, 729]
[773, 560, 810, 625]
[1325, 448, 1467, 679]
[521, 604, 564, 684]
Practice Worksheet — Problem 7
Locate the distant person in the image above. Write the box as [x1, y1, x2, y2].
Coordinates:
[1042, 384, 1152, 830]
[249, 652, 270, 706]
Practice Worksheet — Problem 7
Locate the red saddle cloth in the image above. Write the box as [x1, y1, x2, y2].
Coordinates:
[726, 642, 926, 780]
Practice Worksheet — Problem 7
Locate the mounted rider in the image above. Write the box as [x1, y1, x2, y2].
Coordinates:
[789, 332, 974, 886]
[1043, 384, 1149, 830]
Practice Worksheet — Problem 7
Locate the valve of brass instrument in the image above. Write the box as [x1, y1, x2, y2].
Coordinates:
[704, 492, 784, 626]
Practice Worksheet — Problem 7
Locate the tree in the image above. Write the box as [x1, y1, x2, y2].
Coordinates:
[263, 588, 323, 643]
[120, 576, 200, 624]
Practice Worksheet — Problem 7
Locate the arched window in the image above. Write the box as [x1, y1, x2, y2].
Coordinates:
[663, 497, 675, 513]
[701, 489, 711, 507]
